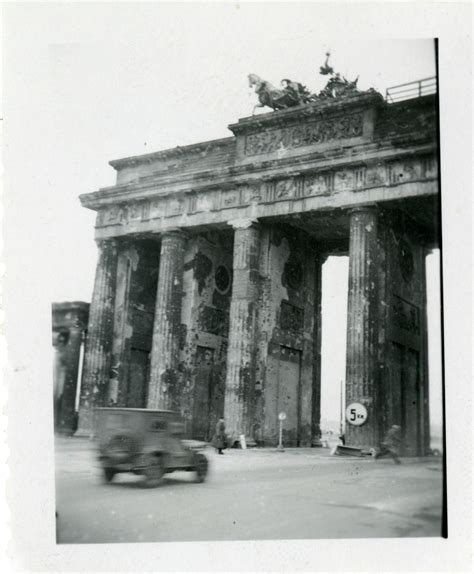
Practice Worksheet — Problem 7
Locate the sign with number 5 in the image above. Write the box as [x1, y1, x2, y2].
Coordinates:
[345, 402, 368, 426]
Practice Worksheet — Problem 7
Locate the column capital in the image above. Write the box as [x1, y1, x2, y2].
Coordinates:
[160, 228, 188, 243]
[95, 237, 119, 249]
[348, 204, 379, 216]
[228, 218, 259, 230]
[316, 252, 330, 265]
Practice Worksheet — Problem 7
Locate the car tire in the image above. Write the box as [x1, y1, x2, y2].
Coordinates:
[103, 468, 116, 483]
[194, 453, 209, 483]
[107, 434, 139, 464]
[141, 456, 165, 488]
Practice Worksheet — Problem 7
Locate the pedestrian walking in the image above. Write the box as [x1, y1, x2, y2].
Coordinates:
[212, 417, 227, 455]
[374, 424, 402, 464]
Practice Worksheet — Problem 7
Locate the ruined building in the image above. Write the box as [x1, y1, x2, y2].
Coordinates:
[76, 81, 439, 455]
[53, 302, 89, 434]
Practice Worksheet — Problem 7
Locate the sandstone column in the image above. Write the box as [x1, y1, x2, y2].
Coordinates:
[148, 230, 186, 410]
[345, 207, 380, 448]
[76, 239, 118, 436]
[224, 219, 260, 445]
[311, 254, 326, 446]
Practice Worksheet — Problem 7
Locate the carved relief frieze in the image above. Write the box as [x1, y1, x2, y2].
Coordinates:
[221, 190, 241, 209]
[304, 172, 333, 196]
[334, 169, 356, 192]
[167, 196, 186, 216]
[149, 198, 164, 219]
[422, 155, 438, 179]
[389, 159, 423, 185]
[241, 183, 263, 204]
[95, 153, 436, 229]
[275, 178, 295, 199]
[195, 193, 216, 213]
[128, 202, 144, 222]
[365, 164, 387, 187]
[245, 113, 364, 156]
[103, 205, 122, 225]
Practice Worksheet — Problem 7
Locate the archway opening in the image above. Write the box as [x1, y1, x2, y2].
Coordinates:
[320, 255, 349, 447]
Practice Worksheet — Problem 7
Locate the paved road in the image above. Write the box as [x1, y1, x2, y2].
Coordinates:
[55, 439, 443, 543]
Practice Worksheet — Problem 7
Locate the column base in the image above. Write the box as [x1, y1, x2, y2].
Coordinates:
[311, 438, 324, 447]
[74, 428, 94, 439]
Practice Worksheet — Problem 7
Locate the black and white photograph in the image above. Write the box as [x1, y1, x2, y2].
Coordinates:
[2, 2, 472, 572]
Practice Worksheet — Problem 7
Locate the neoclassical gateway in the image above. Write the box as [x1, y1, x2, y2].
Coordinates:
[77, 76, 439, 455]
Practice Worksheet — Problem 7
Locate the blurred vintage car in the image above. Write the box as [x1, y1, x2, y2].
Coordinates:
[95, 408, 209, 487]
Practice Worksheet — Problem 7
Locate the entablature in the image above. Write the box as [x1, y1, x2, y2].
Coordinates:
[82, 93, 438, 240]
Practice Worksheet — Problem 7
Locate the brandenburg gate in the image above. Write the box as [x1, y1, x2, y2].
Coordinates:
[76, 76, 438, 455]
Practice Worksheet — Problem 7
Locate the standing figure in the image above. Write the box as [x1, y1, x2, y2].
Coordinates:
[212, 417, 227, 455]
[374, 425, 402, 464]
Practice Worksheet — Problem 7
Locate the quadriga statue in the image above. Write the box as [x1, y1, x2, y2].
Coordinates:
[248, 74, 313, 115]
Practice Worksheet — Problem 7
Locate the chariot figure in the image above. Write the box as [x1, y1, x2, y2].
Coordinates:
[248, 74, 313, 114]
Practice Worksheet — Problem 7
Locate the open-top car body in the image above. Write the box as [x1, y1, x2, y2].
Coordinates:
[95, 408, 209, 487]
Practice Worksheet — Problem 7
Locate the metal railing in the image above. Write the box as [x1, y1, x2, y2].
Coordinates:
[385, 77, 437, 103]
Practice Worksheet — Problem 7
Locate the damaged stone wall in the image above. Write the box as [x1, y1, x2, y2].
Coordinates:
[52, 302, 89, 435]
[257, 224, 318, 446]
[109, 241, 159, 407]
[181, 232, 233, 439]
[378, 211, 429, 456]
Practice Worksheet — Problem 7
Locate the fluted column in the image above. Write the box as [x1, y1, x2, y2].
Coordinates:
[311, 254, 326, 446]
[224, 219, 260, 444]
[345, 207, 380, 448]
[148, 230, 186, 410]
[76, 239, 118, 436]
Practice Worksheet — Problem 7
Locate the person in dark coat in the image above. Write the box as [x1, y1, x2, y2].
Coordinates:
[374, 425, 402, 464]
[212, 418, 227, 455]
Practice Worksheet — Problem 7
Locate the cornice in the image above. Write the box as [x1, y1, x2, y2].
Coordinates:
[80, 141, 437, 210]
[109, 136, 235, 171]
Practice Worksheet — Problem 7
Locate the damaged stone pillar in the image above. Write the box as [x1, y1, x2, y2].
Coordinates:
[345, 206, 380, 449]
[311, 254, 326, 446]
[76, 239, 118, 436]
[148, 230, 186, 410]
[224, 219, 260, 445]
[57, 324, 84, 434]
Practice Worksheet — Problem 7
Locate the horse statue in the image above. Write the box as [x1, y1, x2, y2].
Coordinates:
[248, 74, 313, 114]
[319, 73, 360, 99]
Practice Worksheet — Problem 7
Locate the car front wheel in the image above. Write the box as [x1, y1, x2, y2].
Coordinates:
[141, 456, 165, 488]
[194, 453, 209, 483]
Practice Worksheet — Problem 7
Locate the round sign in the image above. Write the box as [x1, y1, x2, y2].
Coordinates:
[345, 403, 368, 426]
[278, 412, 287, 421]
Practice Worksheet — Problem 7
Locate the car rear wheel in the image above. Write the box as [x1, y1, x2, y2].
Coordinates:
[194, 453, 209, 483]
[107, 434, 139, 464]
[103, 468, 116, 483]
[141, 456, 165, 488]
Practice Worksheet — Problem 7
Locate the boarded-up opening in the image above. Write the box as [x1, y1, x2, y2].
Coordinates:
[277, 346, 301, 446]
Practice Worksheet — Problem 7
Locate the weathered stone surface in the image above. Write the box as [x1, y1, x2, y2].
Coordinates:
[224, 220, 260, 443]
[345, 207, 380, 448]
[148, 231, 186, 410]
[52, 302, 89, 435]
[79, 91, 438, 454]
[76, 241, 118, 436]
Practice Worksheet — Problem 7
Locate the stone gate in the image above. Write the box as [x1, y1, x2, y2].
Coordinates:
[77, 89, 439, 454]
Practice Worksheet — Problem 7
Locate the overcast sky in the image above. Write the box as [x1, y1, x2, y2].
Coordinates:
[3, 3, 441, 425]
